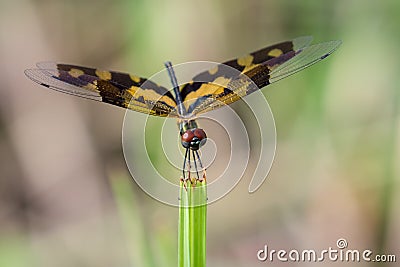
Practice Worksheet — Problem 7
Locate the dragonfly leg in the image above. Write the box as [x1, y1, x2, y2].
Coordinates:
[192, 150, 200, 181]
[195, 150, 206, 181]
[181, 148, 190, 190]
[187, 149, 192, 184]
[182, 148, 189, 181]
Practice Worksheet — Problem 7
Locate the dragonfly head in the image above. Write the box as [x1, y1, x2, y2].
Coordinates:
[181, 128, 207, 151]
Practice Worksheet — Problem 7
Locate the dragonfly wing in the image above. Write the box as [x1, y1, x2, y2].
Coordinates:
[180, 36, 312, 105]
[182, 38, 341, 116]
[25, 62, 178, 117]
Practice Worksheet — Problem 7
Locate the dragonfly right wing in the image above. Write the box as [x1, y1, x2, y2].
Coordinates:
[180, 37, 341, 116]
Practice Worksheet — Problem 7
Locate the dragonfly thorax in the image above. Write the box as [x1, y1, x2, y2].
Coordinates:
[181, 128, 207, 151]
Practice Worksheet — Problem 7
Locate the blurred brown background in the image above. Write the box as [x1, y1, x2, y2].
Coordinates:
[0, 0, 399, 266]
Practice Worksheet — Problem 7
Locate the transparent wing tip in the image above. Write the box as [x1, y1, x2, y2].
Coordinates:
[319, 39, 342, 55]
[36, 61, 58, 69]
[293, 36, 313, 50]
[24, 68, 48, 85]
[269, 39, 342, 83]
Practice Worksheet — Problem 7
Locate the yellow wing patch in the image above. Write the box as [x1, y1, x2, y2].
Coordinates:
[184, 77, 231, 102]
[237, 54, 254, 67]
[208, 66, 219, 75]
[69, 68, 85, 78]
[188, 78, 252, 115]
[95, 69, 112, 80]
[129, 74, 141, 83]
[268, 48, 283, 57]
[127, 86, 176, 108]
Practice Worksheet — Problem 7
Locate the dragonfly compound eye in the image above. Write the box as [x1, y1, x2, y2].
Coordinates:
[193, 128, 207, 147]
[181, 130, 194, 149]
[181, 130, 195, 142]
[193, 128, 207, 140]
[180, 129, 207, 150]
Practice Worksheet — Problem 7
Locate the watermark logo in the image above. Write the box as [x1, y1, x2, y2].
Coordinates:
[257, 238, 396, 263]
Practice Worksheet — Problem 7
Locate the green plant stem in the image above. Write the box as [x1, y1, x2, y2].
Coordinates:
[178, 180, 207, 267]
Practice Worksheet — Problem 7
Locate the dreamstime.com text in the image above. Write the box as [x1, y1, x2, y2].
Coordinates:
[257, 238, 396, 263]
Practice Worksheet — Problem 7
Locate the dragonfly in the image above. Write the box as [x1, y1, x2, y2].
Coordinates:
[25, 36, 341, 184]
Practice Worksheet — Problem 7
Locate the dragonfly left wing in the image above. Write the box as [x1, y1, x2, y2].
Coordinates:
[25, 63, 178, 117]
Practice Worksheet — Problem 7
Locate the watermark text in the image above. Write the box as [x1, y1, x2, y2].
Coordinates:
[257, 238, 396, 263]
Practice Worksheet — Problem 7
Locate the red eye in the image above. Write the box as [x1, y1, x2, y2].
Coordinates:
[181, 130, 194, 142]
[193, 129, 206, 140]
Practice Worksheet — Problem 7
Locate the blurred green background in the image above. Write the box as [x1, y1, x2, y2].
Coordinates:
[1, 0, 399, 266]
